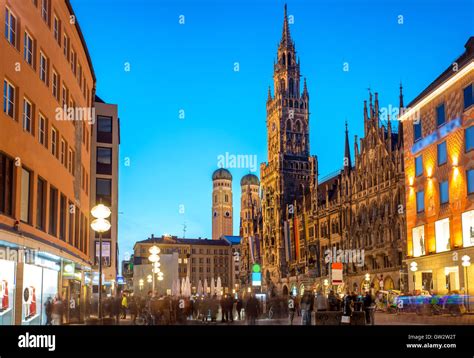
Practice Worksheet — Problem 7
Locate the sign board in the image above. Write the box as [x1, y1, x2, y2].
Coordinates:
[331, 262, 343, 285]
[251, 272, 261, 286]
[116, 276, 124, 284]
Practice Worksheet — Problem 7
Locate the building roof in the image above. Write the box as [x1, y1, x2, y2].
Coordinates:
[65, 0, 96, 83]
[240, 173, 259, 186]
[407, 37, 474, 109]
[212, 168, 232, 181]
[135, 235, 230, 247]
[221, 235, 242, 245]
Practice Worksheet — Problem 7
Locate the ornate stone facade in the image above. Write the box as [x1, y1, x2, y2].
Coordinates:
[239, 5, 408, 296]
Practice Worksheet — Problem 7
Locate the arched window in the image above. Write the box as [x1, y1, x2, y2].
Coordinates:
[225, 194, 228, 203]
[295, 120, 301, 132]
[282, 53, 286, 65]
[289, 78, 294, 97]
[288, 53, 292, 66]
[286, 119, 292, 131]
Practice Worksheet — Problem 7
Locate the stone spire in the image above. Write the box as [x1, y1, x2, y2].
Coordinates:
[344, 121, 352, 173]
[398, 82, 404, 150]
[280, 4, 292, 48]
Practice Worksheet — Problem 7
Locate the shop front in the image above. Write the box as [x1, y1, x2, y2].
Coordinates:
[61, 261, 91, 324]
[22, 254, 61, 326]
[0, 257, 16, 325]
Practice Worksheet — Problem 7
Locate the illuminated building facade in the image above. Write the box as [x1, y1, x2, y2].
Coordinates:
[403, 37, 474, 294]
[0, 0, 95, 324]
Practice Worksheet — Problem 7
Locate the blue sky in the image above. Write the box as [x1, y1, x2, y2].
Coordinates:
[71, 0, 473, 264]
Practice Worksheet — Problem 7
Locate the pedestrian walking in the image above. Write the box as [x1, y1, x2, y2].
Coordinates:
[51, 295, 63, 325]
[328, 290, 338, 311]
[121, 292, 128, 319]
[245, 293, 260, 325]
[315, 288, 328, 312]
[288, 294, 296, 325]
[44, 297, 53, 325]
[301, 291, 314, 325]
[236, 296, 243, 320]
[363, 290, 373, 324]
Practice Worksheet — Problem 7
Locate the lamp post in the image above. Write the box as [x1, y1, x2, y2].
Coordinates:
[410, 262, 418, 292]
[462, 255, 471, 312]
[148, 246, 161, 295]
[90, 204, 111, 321]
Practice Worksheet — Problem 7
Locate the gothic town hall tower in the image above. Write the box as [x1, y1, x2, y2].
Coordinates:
[260, 5, 317, 288]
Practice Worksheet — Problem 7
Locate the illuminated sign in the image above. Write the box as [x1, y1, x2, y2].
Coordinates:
[251, 272, 261, 286]
[411, 117, 461, 155]
[252, 263, 261, 273]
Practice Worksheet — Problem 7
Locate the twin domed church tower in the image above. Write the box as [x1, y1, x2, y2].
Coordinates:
[211, 169, 261, 241]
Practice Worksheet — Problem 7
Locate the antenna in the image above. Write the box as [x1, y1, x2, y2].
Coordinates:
[182, 222, 187, 239]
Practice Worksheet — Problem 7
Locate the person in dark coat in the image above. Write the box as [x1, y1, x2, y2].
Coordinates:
[44, 297, 53, 325]
[236, 296, 243, 320]
[220, 295, 228, 322]
[245, 294, 260, 325]
[343, 289, 353, 316]
[363, 291, 373, 324]
[226, 295, 234, 322]
[113, 294, 122, 324]
[328, 290, 338, 311]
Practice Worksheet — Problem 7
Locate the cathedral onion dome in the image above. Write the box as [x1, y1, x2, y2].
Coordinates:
[212, 168, 232, 181]
[240, 174, 260, 186]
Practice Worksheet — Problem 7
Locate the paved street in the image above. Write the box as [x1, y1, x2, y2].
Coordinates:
[108, 311, 474, 326]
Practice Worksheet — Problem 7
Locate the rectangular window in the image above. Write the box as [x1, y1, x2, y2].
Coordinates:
[0, 153, 14, 216]
[40, 52, 48, 84]
[464, 83, 473, 110]
[61, 84, 67, 109]
[39, 114, 47, 147]
[24, 31, 34, 66]
[53, 14, 60, 43]
[3, 79, 15, 118]
[68, 201, 74, 244]
[59, 194, 66, 241]
[413, 119, 422, 142]
[436, 103, 445, 127]
[20, 168, 31, 223]
[96, 178, 111, 206]
[466, 126, 474, 152]
[63, 33, 69, 59]
[36, 177, 46, 230]
[49, 186, 58, 236]
[60, 139, 66, 165]
[68, 148, 74, 174]
[4, 8, 16, 47]
[437, 141, 447, 166]
[51, 127, 57, 157]
[415, 155, 423, 177]
[52, 70, 59, 100]
[97, 147, 112, 175]
[439, 180, 449, 204]
[416, 190, 425, 213]
[23, 98, 33, 133]
[435, 218, 450, 253]
[41, 0, 49, 24]
[70, 48, 76, 74]
[468, 169, 474, 194]
[97, 115, 113, 143]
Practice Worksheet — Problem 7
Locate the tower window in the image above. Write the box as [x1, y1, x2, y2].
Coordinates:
[225, 194, 228, 203]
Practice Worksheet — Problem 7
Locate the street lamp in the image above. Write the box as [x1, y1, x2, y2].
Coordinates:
[410, 262, 418, 291]
[462, 255, 471, 312]
[90, 203, 111, 321]
[148, 246, 161, 295]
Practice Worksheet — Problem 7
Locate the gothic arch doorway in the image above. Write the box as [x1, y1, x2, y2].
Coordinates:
[282, 285, 289, 296]
[384, 276, 395, 290]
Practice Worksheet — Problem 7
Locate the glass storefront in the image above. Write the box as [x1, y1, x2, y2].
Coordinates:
[0, 259, 16, 325]
[22, 264, 42, 325]
[435, 218, 450, 253]
[22, 259, 60, 326]
[462, 210, 474, 248]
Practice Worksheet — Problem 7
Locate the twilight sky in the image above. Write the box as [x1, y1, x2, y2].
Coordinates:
[71, 0, 473, 266]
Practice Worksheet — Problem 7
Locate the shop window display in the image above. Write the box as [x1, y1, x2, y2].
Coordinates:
[462, 210, 474, 248]
[0, 259, 15, 325]
[412, 225, 425, 257]
[435, 218, 451, 253]
[22, 264, 42, 325]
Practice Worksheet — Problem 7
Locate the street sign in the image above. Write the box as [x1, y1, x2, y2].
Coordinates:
[331, 262, 343, 285]
[251, 272, 261, 286]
